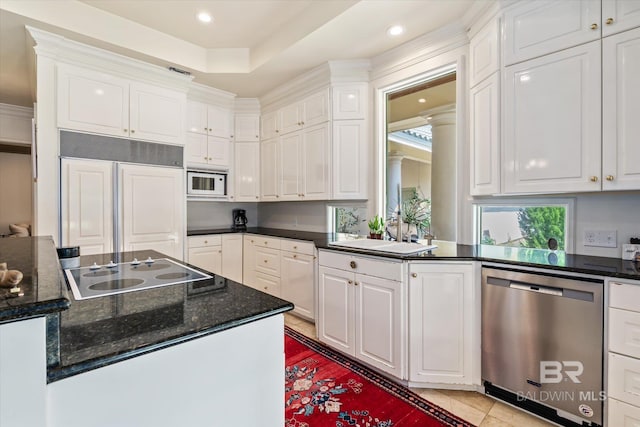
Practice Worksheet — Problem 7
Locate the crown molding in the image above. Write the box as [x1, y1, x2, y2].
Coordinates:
[0, 103, 33, 118]
[187, 81, 236, 107]
[234, 98, 261, 114]
[26, 26, 194, 92]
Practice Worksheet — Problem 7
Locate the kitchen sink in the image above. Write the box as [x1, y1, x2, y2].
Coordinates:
[328, 239, 437, 254]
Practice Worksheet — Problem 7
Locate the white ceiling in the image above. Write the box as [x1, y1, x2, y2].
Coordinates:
[0, 0, 476, 107]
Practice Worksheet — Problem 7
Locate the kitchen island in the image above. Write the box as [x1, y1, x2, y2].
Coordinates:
[0, 238, 293, 427]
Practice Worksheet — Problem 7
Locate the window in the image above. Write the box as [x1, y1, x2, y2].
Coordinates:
[328, 205, 368, 235]
[475, 199, 574, 252]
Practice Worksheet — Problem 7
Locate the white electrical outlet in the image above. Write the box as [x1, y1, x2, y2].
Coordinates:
[583, 230, 617, 248]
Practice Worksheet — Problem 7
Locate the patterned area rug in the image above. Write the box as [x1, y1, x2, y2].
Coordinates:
[285, 326, 476, 427]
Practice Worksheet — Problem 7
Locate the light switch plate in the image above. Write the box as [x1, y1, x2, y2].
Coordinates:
[583, 230, 617, 248]
[622, 244, 640, 260]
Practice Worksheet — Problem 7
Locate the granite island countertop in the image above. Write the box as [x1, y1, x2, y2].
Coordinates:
[48, 249, 293, 382]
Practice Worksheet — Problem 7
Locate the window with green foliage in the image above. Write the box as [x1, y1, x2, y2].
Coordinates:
[476, 201, 572, 251]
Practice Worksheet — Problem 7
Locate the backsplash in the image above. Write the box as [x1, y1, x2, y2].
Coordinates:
[258, 201, 330, 233]
[187, 201, 258, 230]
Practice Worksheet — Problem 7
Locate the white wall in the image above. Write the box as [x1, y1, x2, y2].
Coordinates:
[186, 201, 258, 230]
[258, 201, 329, 232]
[0, 152, 33, 235]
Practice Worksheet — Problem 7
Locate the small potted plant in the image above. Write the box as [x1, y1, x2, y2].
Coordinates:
[367, 214, 385, 239]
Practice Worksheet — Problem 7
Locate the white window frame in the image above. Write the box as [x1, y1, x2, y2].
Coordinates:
[473, 197, 576, 253]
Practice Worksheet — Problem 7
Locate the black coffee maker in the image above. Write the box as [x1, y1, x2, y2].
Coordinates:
[232, 209, 248, 230]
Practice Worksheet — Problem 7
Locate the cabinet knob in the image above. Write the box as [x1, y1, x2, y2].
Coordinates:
[204, 127, 207, 131]
[350, 261, 357, 269]
[293, 254, 297, 259]
[293, 246, 297, 249]
[255, 135, 259, 138]
[590, 176, 599, 182]
[131, 129, 135, 133]
[264, 259, 268, 263]
[209, 128, 212, 132]
[230, 196, 234, 199]
[276, 129, 279, 133]
[218, 250, 222, 253]
[256, 196, 259, 199]
[250, 240, 254, 243]
[230, 135, 234, 138]
[264, 286, 268, 290]
[204, 240, 208, 244]
[606, 175, 615, 181]
[348, 280, 353, 284]
[276, 195, 280, 198]
[354, 281, 359, 286]
[411, 273, 417, 278]
[606, 17, 614, 25]
[590, 23, 598, 30]
[301, 121, 305, 125]
[124, 129, 128, 133]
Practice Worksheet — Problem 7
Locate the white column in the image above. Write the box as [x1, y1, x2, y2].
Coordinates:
[429, 109, 456, 241]
[386, 153, 403, 219]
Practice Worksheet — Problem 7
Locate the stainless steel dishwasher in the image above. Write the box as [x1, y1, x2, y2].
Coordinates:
[482, 267, 603, 427]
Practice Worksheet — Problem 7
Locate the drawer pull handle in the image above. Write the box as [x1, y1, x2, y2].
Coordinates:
[350, 261, 357, 269]
[411, 273, 417, 278]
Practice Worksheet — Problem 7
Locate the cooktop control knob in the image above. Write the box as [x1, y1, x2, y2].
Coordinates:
[145, 257, 154, 264]
[89, 262, 101, 270]
[131, 258, 141, 266]
[106, 261, 117, 268]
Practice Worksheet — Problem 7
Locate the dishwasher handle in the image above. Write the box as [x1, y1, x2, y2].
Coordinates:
[509, 282, 563, 296]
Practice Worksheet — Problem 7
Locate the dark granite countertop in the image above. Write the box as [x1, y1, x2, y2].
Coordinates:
[48, 249, 293, 383]
[0, 236, 70, 323]
[188, 227, 333, 247]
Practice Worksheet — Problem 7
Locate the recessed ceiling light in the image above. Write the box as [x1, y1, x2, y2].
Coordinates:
[418, 98, 426, 103]
[387, 25, 404, 36]
[197, 12, 212, 23]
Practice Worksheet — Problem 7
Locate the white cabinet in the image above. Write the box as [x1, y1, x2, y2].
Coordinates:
[280, 132, 302, 200]
[242, 235, 257, 287]
[602, 27, 640, 190]
[222, 234, 243, 282]
[207, 104, 233, 139]
[234, 142, 260, 201]
[279, 89, 330, 135]
[234, 113, 260, 142]
[503, 41, 602, 194]
[469, 73, 500, 195]
[57, 64, 185, 145]
[332, 83, 367, 120]
[469, 17, 500, 87]
[318, 250, 404, 378]
[260, 138, 280, 201]
[260, 110, 280, 140]
[503, 0, 601, 66]
[408, 262, 479, 386]
[242, 235, 282, 298]
[281, 241, 315, 320]
[185, 133, 230, 168]
[185, 101, 233, 168]
[602, 0, 640, 37]
[187, 235, 222, 275]
[332, 120, 367, 199]
[60, 158, 114, 255]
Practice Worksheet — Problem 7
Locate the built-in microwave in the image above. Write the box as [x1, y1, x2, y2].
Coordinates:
[187, 170, 227, 197]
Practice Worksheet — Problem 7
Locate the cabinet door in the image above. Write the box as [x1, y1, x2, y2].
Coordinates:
[408, 263, 478, 385]
[234, 114, 260, 141]
[254, 272, 281, 297]
[281, 252, 315, 320]
[185, 133, 209, 167]
[242, 236, 257, 287]
[470, 72, 500, 195]
[129, 82, 185, 145]
[332, 84, 367, 120]
[503, 0, 601, 65]
[280, 102, 303, 135]
[222, 234, 243, 283]
[332, 120, 367, 199]
[503, 41, 601, 194]
[280, 132, 302, 200]
[120, 164, 184, 259]
[303, 89, 330, 126]
[234, 142, 260, 201]
[608, 398, 640, 427]
[260, 138, 280, 200]
[318, 266, 355, 356]
[261, 110, 279, 140]
[60, 158, 113, 255]
[207, 136, 230, 167]
[57, 64, 129, 138]
[469, 18, 500, 87]
[602, 0, 640, 37]
[609, 352, 640, 408]
[207, 105, 232, 139]
[254, 246, 280, 276]
[186, 101, 208, 134]
[603, 27, 640, 191]
[188, 246, 222, 275]
[355, 274, 404, 378]
[302, 123, 330, 200]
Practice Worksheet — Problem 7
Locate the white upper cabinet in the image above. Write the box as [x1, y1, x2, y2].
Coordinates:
[503, 0, 601, 66]
[503, 41, 602, 193]
[261, 110, 280, 140]
[185, 133, 230, 168]
[234, 114, 260, 141]
[332, 83, 368, 120]
[260, 138, 280, 201]
[602, 0, 640, 36]
[302, 123, 330, 200]
[186, 100, 233, 168]
[469, 73, 500, 196]
[280, 132, 302, 200]
[302, 89, 330, 126]
[332, 120, 367, 199]
[602, 26, 640, 190]
[207, 105, 232, 139]
[57, 63, 185, 145]
[234, 142, 260, 201]
[469, 18, 500, 87]
[186, 101, 208, 135]
[279, 102, 303, 135]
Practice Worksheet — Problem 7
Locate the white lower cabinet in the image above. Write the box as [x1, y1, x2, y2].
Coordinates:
[407, 262, 479, 386]
[187, 235, 222, 275]
[281, 242, 315, 320]
[221, 234, 243, 283]
[318, 251, 404, 378]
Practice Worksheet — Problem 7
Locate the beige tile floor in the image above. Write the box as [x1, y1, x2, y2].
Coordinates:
[284, 313, 555, 427]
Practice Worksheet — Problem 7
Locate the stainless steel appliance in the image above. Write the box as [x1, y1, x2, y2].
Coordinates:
[187, 170, 227, 197]
[65, 258, 212, 300]
[232, 209, 247, 230]
[482, 267, 603, 427]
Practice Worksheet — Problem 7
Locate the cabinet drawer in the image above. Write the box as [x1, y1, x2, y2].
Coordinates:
[609, 352, 640, 407]
[255, 247, 281, 276]
[608, 398, 640, 427]
[319, 250, 402, 282]
[281, 239, 314, 255]
[188, 235, 222, 248]
[254, 272, 281, 297]
[610, 282, 640, 312]
[246, 235, 281, 249]
[610, 308, 640, 359]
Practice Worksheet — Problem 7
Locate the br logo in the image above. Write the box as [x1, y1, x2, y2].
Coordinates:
[540, 361, 584, 384]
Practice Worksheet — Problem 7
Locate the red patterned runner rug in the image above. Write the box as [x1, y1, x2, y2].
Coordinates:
[285, 326, 476, 427]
